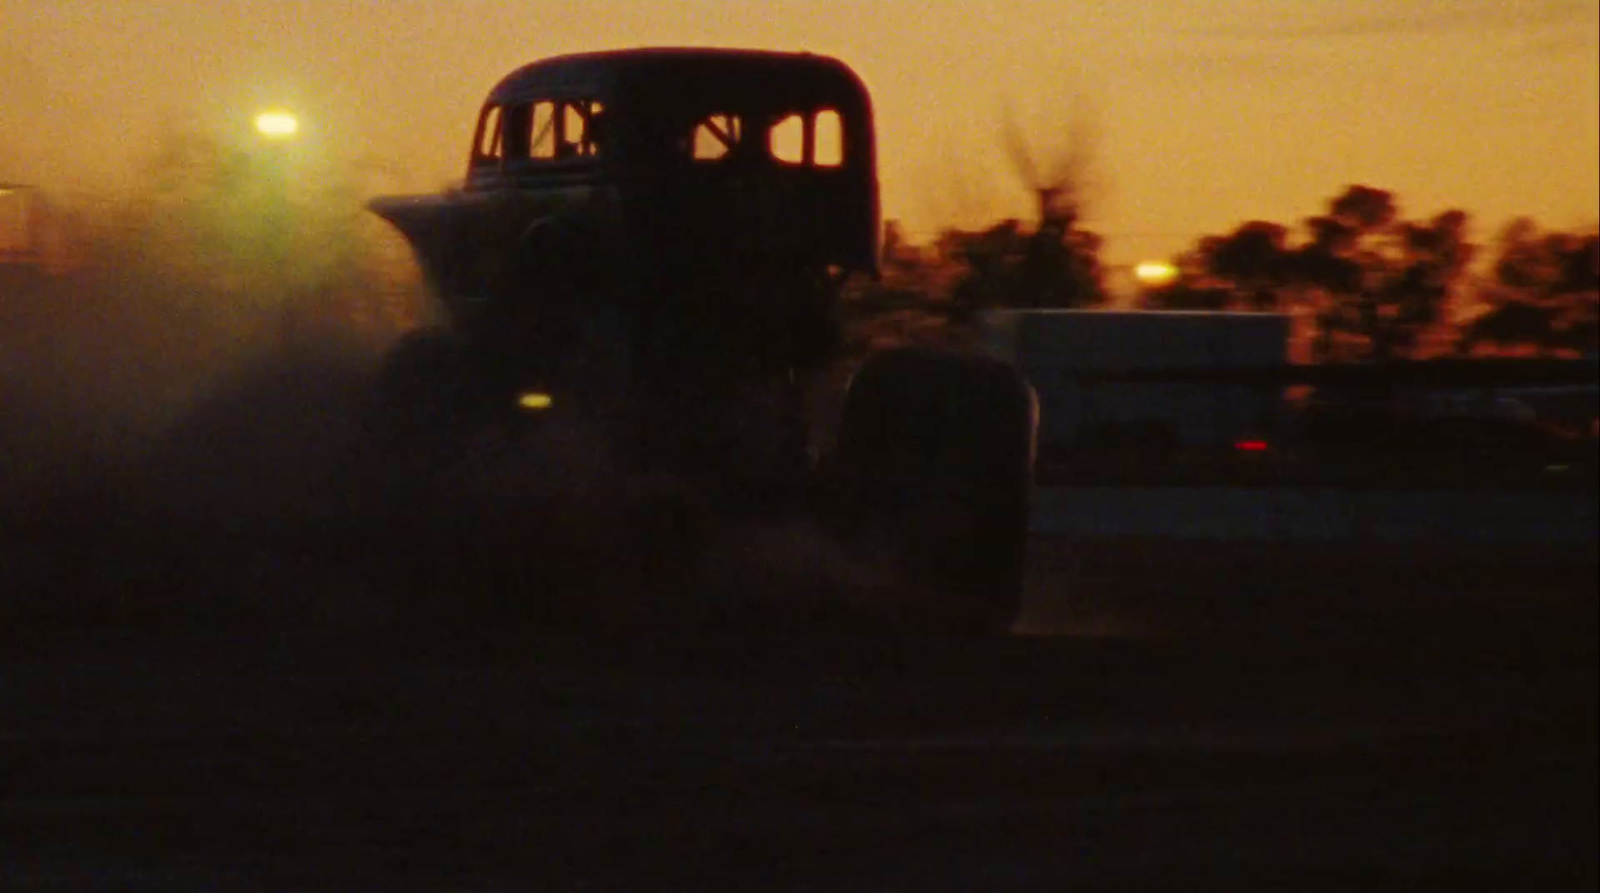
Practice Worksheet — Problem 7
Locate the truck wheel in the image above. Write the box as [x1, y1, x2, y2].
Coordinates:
[828, 347, 1037, 633]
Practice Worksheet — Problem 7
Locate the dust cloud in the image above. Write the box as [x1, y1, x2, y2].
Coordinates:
[1, 132, 970, 640]
[1, 128, 426, 527]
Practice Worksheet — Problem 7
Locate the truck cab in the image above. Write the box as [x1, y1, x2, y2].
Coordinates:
[371, 48, 879, 374]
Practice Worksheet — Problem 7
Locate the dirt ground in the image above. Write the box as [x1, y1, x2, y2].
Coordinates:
[3, 318, 1595, 890]
[2, 532, 1594, 892]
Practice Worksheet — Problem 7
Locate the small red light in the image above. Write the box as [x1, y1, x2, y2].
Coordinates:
[1234, 439, 1269, 452]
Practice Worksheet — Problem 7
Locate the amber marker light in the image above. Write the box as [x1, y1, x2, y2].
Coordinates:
[517, 392, 554, 412]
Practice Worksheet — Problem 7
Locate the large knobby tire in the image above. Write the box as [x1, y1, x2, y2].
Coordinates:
[828, 347, 1038, 633]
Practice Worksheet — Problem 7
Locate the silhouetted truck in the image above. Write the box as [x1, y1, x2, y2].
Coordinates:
[365, 48, 1036, 631]
[982, 309, 1289, 471]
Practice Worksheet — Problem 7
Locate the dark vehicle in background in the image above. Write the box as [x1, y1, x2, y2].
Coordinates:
[981, 309, 1290, 485]
[1292, 378, 1597, 488]
[980, 318, 1596, 488]
[364, 48, 1036, 631]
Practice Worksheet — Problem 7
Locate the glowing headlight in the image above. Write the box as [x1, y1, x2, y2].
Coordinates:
[517, 392, 554, 412]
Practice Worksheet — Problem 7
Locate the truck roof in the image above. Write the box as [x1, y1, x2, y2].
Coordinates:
[485, 47, 870, 109]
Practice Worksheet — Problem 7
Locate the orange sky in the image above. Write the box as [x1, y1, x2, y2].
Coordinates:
[3, 0, 1596, 267]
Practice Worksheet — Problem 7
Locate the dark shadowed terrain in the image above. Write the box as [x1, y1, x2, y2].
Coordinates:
[2, 621, 1595, 892]
[3, 273, 1597, 892]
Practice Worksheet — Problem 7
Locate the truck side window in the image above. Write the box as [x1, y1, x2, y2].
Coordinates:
[692, 113, 741, 161]
[769, 114, 805, 164]
[529, 102, 558, 160]
[558, 102, 606, 158]
[814, 110, 843, 167]
[501, 100, 604, 162]
[766, 110, 844, 168]
[577, 101, 605, 157]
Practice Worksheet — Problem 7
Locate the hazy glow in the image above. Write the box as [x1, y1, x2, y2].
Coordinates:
[517, 392, 554, 412]
[1134, 260, 1180, 286]
[254, 111, 299, 139]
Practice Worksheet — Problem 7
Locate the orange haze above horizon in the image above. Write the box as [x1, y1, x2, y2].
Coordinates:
[3, 0, 1597, 267]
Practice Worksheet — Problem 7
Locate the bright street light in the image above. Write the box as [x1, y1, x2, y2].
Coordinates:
[254, 110, 300, 139]
[1133, 260, 1179, 287]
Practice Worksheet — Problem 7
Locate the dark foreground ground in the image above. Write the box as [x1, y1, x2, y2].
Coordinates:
[3, 532, 1595, 893]
[3, 330, 1596, 889]
[5, 199, 1597, 891]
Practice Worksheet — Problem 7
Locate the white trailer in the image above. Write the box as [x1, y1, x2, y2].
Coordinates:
[982, 309, 1291, 454]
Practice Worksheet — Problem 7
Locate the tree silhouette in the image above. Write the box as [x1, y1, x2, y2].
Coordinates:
[1461, 219, 1599, 356]
[1292, 186, 1472, 360]
[1299, 185, 1396, 359]
[1139, 277, 1233, 311]
[1204, 221, 1295, 311]
[999, 98, 1101, 231]
[1141, 222, 1291, 312]
[941, 103, 1106, 319]
[1144, 186, 1478, 360]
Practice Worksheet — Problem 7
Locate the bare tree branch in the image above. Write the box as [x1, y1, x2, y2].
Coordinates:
[997, 91, 1104, 226]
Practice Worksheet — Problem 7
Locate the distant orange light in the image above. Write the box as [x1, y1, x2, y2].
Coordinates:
[1134, 260, 1179, 286]
[1234, 439, 1269, 452]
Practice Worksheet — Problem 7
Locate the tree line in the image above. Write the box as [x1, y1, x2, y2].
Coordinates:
[845, 184, 1598, 364]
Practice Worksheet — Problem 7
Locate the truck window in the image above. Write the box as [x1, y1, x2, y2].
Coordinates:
[529, 102, 558, 160]
[501, 100, 603, 162]
[692, 113, 742, 161]
[559, 101, 605, 158]
[766, 110, 845, 168]
[814, 109, 843, 167]
[769, 114, 805, 164]
[474, 105, 503, 163]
